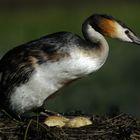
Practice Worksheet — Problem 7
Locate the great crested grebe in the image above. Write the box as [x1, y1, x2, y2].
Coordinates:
[0, 14, 140, 118]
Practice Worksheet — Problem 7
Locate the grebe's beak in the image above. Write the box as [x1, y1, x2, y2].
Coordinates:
[129, 34, 140, 45]
[132, 36, 140, 45]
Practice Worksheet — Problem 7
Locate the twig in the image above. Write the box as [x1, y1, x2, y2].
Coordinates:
[24, 119, 33, 140]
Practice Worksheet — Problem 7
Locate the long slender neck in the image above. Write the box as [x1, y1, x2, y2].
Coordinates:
[82, 22, 109, 66]
[82, 23, 109, 48]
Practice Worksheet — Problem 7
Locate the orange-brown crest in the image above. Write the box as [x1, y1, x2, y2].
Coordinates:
[99, 18, 117, 37]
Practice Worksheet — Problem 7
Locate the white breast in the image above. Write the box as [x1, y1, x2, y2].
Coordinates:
[10, 49, 105, 114]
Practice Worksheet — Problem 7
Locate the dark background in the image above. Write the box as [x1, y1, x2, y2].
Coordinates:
[0, 0, 140, 117]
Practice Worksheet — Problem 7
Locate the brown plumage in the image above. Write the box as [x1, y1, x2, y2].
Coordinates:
[99, 19, 117, 38]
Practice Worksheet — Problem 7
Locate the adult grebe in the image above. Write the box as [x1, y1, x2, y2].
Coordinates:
[0, 14, 140, 118]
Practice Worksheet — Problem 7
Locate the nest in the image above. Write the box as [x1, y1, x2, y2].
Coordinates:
[0, 110, 140, 140]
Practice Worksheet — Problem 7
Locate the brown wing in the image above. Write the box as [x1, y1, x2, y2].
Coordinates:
[0, 31, 81, 98]
[0, 40, 61, 98]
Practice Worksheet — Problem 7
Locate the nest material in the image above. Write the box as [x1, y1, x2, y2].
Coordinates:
[0, 111, 140, 140]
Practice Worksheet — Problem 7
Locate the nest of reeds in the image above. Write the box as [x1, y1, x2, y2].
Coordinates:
[0, 110, 140, 140]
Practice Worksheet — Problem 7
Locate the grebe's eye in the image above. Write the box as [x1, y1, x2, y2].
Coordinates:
[125, 30, 129, 34]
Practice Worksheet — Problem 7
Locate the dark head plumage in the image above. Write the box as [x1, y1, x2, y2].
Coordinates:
[82, 14, 140, 44]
